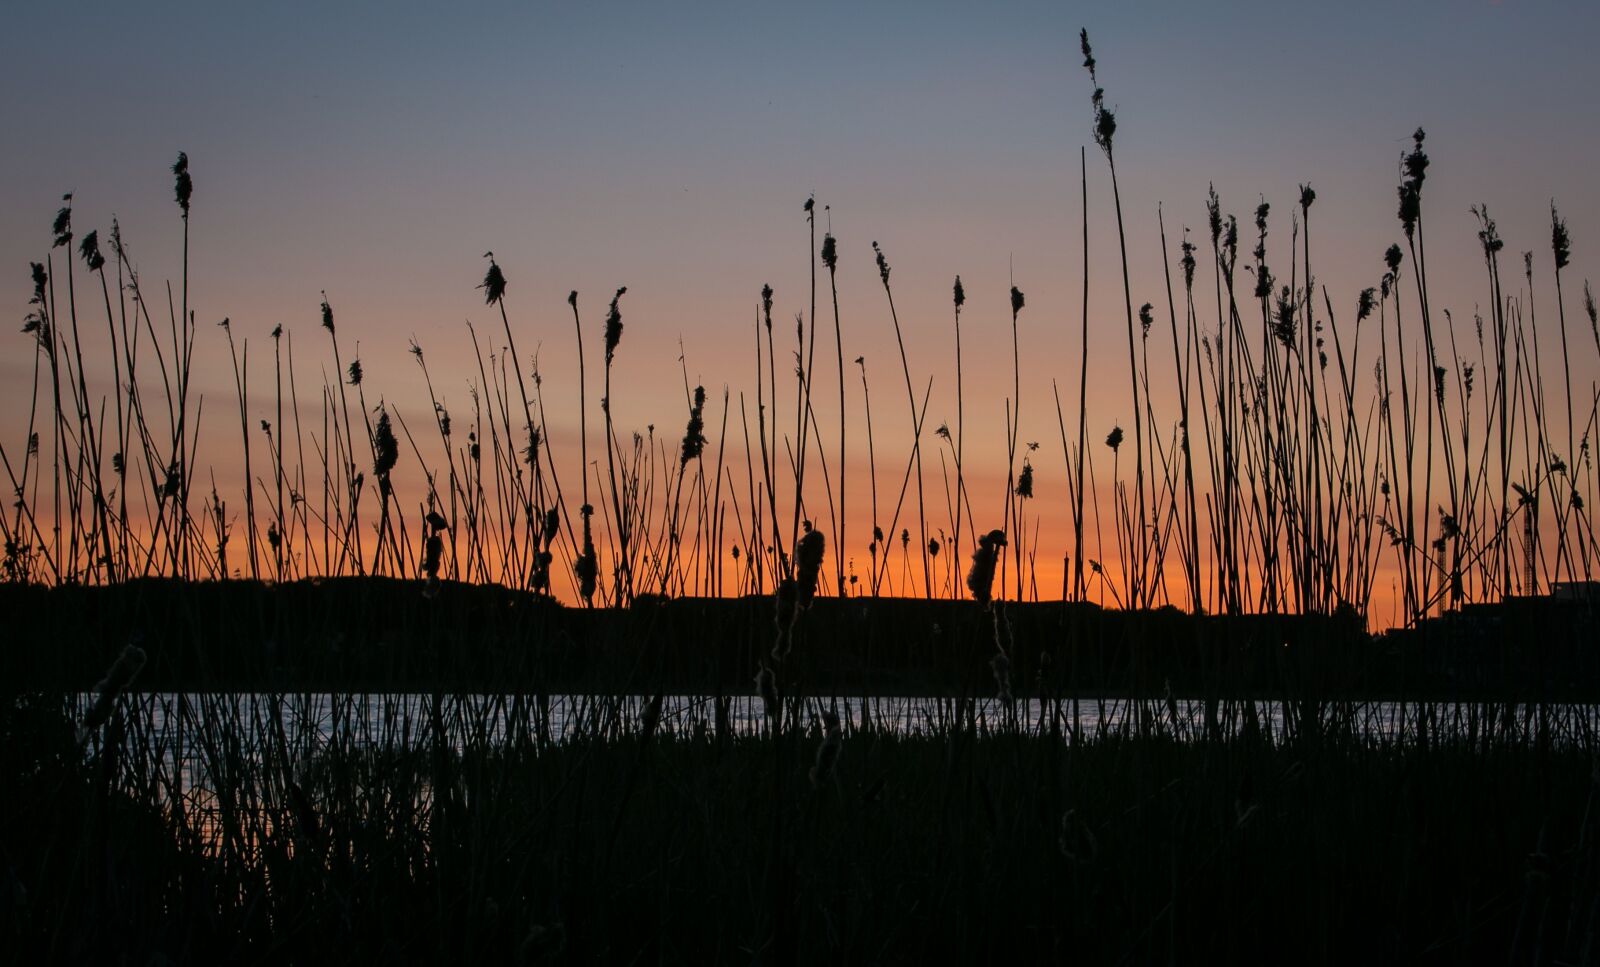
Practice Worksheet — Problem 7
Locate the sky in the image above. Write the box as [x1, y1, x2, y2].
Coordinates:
[3, 1, 1598, 622]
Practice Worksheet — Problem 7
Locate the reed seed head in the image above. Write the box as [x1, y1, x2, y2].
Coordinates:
[78, 230, 105, 272]
[1106, 426, 1124, 451]
[604, 286, 627, 363]
[1357, 287, 1376, 323]
[1552, 203, 1571, 271]
[1017, 459, 1034, 499]
[172, 151, 192, 216]
[1011, 285, 1025, 317]
[953, 274, 965, 309]
[1384, 244, 1403, 275]
[320, 293, 335, 332]
[1138, 302, 1152, 338]
[51, 197, 73, 249]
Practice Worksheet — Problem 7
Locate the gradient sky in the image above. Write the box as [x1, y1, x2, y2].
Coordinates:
[4, 1, 1599, 621]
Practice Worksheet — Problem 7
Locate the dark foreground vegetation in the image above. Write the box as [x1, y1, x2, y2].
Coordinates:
[5, 687, 1598, 964]
[5, 578, 1598, 700]
[7, 26, 1600, 965]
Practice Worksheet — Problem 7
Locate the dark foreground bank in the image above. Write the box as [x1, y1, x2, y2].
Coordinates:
[2, 578, 1597, 699]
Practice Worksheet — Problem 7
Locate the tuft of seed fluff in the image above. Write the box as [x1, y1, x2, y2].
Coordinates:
[79, 229, 105, 272]
[52, 196, 73, 249]
[77, 643, 148, 745]
[480, 253, 507, 305]
[965, 528, 1007, 608]
[755, 663, 780, 727]
[809, 710, 842, 788]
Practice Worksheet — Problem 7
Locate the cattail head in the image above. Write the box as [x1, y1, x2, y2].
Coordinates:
[1017, 459, 1034, 499]
[795, 528, 826, 607]
[604, 287, 627, 363]
[680, 385, 707, 466]
[1138, 302, 1152, 338]
[423, 533, 444, 578]
[480, 254, 507, 305]
[965, 529, 1007, 607]
[373, 407, 398, 478]
[1105, 425, 1124, 451]
[425, 510, 449, 533]
[1552, 203, 1571, 271]
[928, 537, 940, 558]
[761, 283, 773, 325]
[320, 293, 335, 333]
[1298, 183, 1316, 212]
[953, 275, 965, 310]
[804, 194, 814, 215]
[172, 151, 192, 217]
[1180, 233, 1197, 291]
[1011, 285, 1025, 317]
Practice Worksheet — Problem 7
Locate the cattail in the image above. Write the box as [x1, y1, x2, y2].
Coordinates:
[576, 507, 598, 605]
[953, 275, 965, 308]
[1010, 285, 1025, 316]
[809, 710, 842, 788]
[965, 528, 1006, 607]
[1017, 459, 1034, 499]
[1105, 426, 1124, 451]
[172, 151, 193, 216]
[77, 644, 147, 744]
[680, 385, 707, 466]
[425, 510, 449, 533]
[1138, 302, 1153, 339]
[373, 408, 398, 479]
[1181, 234, 1197, 291]
[423, 533, 444, 578]
[795, 525, 825, 607]
[604, 287, 627, 363]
